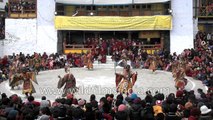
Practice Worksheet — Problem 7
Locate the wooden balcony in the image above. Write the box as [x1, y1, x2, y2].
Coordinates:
[63, 44, 93, 54]
[9, 12, 36, 18]
[198, 6, 213, 18]
[63, 43, 162, 54]
[8, 0, 37, 18]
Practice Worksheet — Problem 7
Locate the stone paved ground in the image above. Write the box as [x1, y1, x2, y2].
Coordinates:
[0, 67, 207, 102]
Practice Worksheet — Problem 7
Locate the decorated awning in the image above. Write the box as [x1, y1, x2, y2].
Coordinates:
[56, 0, 170, 5]
[55, 16, 172, 31]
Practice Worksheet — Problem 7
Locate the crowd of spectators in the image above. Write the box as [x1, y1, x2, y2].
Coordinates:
[0, 19, 5, 40]
[0, 86, 213, 120]
[81, 37, 161, 65]
[83, 37, 160, 56]
[0, 52, 67, 82]
[0, 31, 212, 119]
[190, 32, 213, 86]
[8, 0, 36, 14]
[199, 1, 213, 16]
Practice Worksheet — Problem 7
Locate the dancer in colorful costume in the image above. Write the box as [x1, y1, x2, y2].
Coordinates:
[173, 63, 188, 90]
[86, 51, 93, 70]
[57, 70, 78, 97]
[10, 67, 37, 97]
[115, 65, 137, 95]
[146, 54, 162, 73]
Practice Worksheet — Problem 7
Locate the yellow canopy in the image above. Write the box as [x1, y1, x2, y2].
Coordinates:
[55, 16, 172, 31]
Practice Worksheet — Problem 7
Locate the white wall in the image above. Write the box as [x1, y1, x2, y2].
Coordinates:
[3, 19, 37, 56]
[170, 0, 194, 54]
[1, 0, 57, 57]
[0, 0, 7, 9]
[37, 0, 57, 54]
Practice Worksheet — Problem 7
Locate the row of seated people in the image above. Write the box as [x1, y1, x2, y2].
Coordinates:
[0, 19, 5, 40]
[0, 87, 213, 119]
[0, 26, 5, 40]
[82, 37, 160, 54]
[0, 51, 105, 81]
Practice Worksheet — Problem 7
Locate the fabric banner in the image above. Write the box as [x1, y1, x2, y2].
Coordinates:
[56, 0, 170, 5]
[55, 16, 172, 31]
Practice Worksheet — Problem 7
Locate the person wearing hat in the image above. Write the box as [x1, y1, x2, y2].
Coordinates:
[174, 66, 187, 90]
[118, 104, 127, 112]
[9, 66, 38, 97]
[8, 64, 22, 90]
[33, 53, 41, 75]
[86, 50, 93, 70]
[153, 100, 163, 116]
[199, 105, 212, 120]
[115, 65, 137, 95]
[146, 54, 162, 73]
[57, 72, 78, 97]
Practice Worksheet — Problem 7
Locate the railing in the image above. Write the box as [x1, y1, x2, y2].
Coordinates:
[59, 10, 167, 16]
[64, 44, 93, 49]
[63, 44, 93, 54]
[63, 43, 162, 54]
[9, 10, 36, 18]
[8, 0, 37, 18]
[137, 44, 161, 49]
[136, 44, 162, 54]
[198, 5, 213, 17]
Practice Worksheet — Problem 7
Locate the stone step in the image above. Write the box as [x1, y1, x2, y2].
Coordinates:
[93, 61, 114, 64]
[106, 60, 115, 63]
[106, 55, 112, 59]
[93, 63, 123, 69]
[93, 56, 133, 69]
